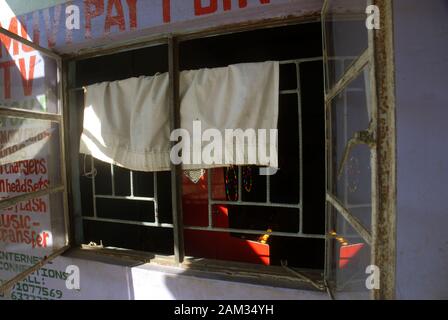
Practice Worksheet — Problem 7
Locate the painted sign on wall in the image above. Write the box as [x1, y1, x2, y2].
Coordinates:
[0, 0, 306, 52]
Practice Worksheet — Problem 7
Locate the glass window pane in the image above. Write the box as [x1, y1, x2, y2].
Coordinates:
[329, 208, 371, 299]
[0, 115, 66, 294]
[324, 0, 369, 91]
[0, 32, 59, 113]
[0, 191, 67, 296]
[330, 70, 372, 231]
[0, 116, 62, 189]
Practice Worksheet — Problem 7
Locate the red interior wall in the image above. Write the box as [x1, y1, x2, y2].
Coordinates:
[182, 169, 270, 265]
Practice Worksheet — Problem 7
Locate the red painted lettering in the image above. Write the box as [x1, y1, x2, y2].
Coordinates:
[42, 232, 49, 247]
[0, 61, 14, 99]
[162, 0, 171, 23]
[126, 0, 138, 30]
[195, 0, 218, 16]
[224, 0, 270, 10]
[18, 55, 36, 96]
[105, 0, 126, 34]
[84, 0, 105, 39]
[196, 0, 270, 15]
[0, 18, 19, 58]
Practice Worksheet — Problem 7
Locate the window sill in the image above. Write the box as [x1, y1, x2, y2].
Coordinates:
[63, 246, 325, 292]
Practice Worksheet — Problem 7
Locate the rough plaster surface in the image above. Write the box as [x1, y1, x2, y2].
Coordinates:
[394, 0, 448, 299]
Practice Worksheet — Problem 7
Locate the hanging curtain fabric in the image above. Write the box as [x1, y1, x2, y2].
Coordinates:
[80, 73, 171, 172]
[80, 61, 279, 172]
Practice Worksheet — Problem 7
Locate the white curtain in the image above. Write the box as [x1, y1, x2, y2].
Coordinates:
[80, 61, 279, 172]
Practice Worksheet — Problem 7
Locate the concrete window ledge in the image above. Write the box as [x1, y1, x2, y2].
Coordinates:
[59, 247, 329, 300]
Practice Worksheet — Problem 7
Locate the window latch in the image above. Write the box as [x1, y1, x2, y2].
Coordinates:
[337, 122, 375, 179]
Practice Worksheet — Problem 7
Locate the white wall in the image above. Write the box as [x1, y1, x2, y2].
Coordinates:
[0, 254, 328, 300]
[394, 0, 448, 299]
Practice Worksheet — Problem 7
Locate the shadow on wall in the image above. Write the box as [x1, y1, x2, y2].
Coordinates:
[129, 260, 327, 300]
[56, 249, 329, 300]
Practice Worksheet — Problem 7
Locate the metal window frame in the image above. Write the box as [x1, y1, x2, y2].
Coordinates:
[322, 0, 397, 300]
[67, 21, 333, 287]
[370, 0, 397, 301]
[181, 57, 325, 241]
[0, 27, 71, 295]
[168, 36, 185, 264]
[322, 0, 376, 299]
[81, 158, 174, 229]
[75, 55, 328, 258]
[0, 2, 396, 297]
[63, 6, 396, 295]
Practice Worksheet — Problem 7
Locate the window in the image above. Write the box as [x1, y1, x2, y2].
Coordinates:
[70, 24, 328, 276]
[73, 44, 175, 255]
[0, 28, 70, 294]
[178, 26, 326, 270]
[322, 0, 397, 299]
[1, 0, 397, 299]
